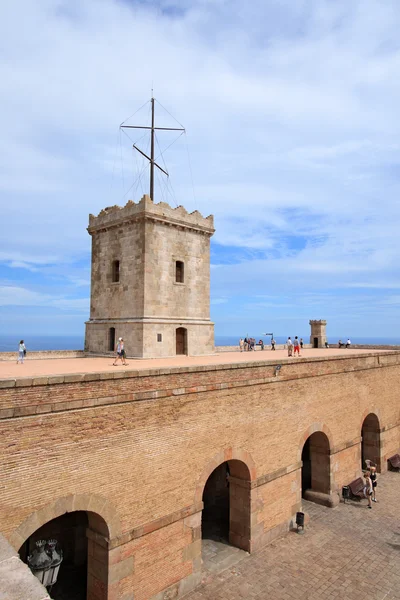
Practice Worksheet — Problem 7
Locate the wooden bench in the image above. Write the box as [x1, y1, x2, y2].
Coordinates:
[348, 477, 365, 500]
[388, 454, 400, 471]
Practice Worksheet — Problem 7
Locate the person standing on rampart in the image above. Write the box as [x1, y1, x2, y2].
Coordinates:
[113, 337, 128, 366]
[287, 337, 293, 357]
[346, 338, 351, 348]
[17, 340, 26, 364]
[293, 336, 301, 357]
[271, 338, 276, 350]
[239, 338, 244, 352]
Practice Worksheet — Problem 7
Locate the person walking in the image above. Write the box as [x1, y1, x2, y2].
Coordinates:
[286, 337, 293, 357]
[113, 337, 128, 366]
[364, 471, 373, 509]
[239, 338, 244, 352]
[271, 338, 276, 351]
[370, 465, 378, 502]
[346, 338, 351, 348]
[17, 340, 26, 364]
[293, 336, 301, 357]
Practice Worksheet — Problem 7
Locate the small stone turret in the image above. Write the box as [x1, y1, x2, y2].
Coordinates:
[309, 320, 327, 348]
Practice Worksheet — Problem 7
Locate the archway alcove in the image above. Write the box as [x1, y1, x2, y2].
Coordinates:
[201, 459, 251, 572]
[19, 510, 109, 600]
[301, 431, 331, 502]
[361, 413, 381, 471]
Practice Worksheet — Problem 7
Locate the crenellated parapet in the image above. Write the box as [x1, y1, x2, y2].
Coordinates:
[88, 195, 214, 236]
[309, 319, 327, 348]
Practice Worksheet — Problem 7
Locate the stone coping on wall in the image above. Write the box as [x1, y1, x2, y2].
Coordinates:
[0, 349, 399, 399]
[0, 534, 50, 600]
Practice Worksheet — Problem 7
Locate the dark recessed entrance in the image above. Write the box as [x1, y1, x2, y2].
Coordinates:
[19, 510, 110, 600]
[301, 431, 330, 499]
[313, 337, 318, 348]
[176, 327, 187, 355]
[361, 413, 381, 471]
[201, 460, 251, 574]
[202, 463, 230, 542]
[19, 512, 88, 600]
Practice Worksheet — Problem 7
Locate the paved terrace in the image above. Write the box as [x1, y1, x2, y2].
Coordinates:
[0, 347, 394, 381]
[188, 470, 400, 600]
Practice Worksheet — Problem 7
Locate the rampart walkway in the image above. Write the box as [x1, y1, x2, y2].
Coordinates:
[0, 347, 391, 380]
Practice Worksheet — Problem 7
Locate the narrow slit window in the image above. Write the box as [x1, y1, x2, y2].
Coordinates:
[157, 333, 162, 342]
[112, 260, 120, 283]
[109, 327, 116, 352]
[176, 261, 184, 283]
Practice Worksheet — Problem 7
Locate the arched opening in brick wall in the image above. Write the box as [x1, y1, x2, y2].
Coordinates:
[19, 510, 110, 600]
[201, 459, 251, 571]
[361, 413, 381, 472]
[301, 432, 330, 499]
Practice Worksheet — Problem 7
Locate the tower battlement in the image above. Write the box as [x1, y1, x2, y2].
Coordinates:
[88, 195, 214, 235]
[309, 319, 327, 348]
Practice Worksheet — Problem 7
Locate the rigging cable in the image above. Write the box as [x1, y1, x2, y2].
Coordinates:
[120, 99, 151, 127]
[119, 127, 125, 195]
[184, 131, 197, 211]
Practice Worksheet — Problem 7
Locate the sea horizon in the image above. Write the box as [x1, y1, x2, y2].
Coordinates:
[0, 334, 400, 352]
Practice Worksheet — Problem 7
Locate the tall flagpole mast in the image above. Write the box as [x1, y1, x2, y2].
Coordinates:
[120, 98, 185, 203]
[150, 97, 155, 201]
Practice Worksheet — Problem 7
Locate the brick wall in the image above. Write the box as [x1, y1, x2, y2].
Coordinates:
[0, 351, 399, 599]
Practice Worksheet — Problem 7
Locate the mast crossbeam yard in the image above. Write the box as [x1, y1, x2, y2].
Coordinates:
[120, 97, 185, 202]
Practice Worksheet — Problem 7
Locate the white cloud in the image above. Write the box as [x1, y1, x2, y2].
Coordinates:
[0, 285, 89, 313]
[1, 0, 400, 335]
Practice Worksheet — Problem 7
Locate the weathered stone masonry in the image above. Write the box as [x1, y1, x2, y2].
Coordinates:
[85, 195, 215, 359]
[0, 351, 399, 599]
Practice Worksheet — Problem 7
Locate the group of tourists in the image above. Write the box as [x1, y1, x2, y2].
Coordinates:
[286, 336, 303, 357]
[338, 339, 352, 348]
[239, 337, 256, 351]
[239, 338, 274, 351]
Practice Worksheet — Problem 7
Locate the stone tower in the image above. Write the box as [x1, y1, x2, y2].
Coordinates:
[309, 320, 327, 348]
[85, 195, 215, 358]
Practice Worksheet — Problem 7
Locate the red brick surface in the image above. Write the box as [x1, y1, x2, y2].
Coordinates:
[0, 351, 399, 599]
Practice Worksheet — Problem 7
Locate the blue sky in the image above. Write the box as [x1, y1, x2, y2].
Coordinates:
[1, 0, 400, 339]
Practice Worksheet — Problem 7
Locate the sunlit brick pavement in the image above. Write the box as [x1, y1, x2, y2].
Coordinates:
[188, 471, 400, 600]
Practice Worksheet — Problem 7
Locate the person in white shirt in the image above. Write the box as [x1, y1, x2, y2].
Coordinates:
[287, 337, 293, 357]
[17, 340, 26, 364]
[113, 337, 128, 366]
[346, 339, 351, 348]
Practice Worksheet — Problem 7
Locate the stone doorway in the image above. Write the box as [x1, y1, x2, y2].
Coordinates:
[301, 431, 331, 505]
[19, 510, 110, 600]
[201, 460, 250, 574]
[176, 327, 187, 355]
[361, 413, 381, 471]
